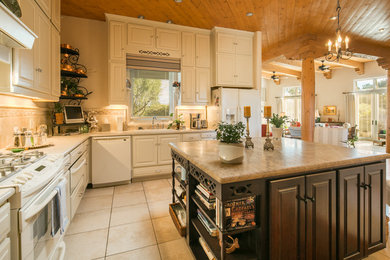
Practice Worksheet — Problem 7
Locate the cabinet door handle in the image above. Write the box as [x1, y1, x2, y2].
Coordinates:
[306, 196, 315, 203]
[360, 183, 371, 189]
[296, 195, 307, 203]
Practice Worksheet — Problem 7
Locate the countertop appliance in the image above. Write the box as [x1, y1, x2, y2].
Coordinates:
[64, 105, 85, 124]
[211, 87, 262, 137]
[92, 136, 131, 187]
[0, 150, 69, 260]
[190, 113, 201, 129]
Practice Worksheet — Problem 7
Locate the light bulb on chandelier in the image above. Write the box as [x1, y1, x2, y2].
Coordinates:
[325, 0, 353, 62]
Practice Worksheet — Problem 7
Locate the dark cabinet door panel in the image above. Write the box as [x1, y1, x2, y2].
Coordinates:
[365, 163, 386, 254]
[270, 176, 305, 260]
[306, 171, 336, 260]
[338, 166, 365, 260]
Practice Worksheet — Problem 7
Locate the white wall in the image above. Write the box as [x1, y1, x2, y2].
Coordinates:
[263, 61, 386, 122]
[61, 16, 108, 109]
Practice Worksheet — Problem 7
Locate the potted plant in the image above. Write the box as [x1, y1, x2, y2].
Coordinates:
[54, 103, 64, 125]
[167, 113, 185, 130]
[270, 113, 288, 141]
[216, 122, 246, 164]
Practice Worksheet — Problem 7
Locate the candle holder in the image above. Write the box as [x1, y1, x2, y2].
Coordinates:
[244, 116, 254, 149]
[264, 117, 274, 151]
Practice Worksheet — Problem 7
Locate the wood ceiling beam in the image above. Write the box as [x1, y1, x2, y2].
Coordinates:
[315, 58, 365, 75]
[262, 63, 302, 79]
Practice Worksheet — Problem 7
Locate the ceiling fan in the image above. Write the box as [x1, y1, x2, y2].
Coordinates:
[318, 60, 330, 72]
[270, 71, 279, 80]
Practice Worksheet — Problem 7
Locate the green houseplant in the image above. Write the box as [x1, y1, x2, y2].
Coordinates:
[216, 122, 246, 164]
[270, 113, 288, 141]
[167, 113, 185, 130]
[54, 103, 64, 125]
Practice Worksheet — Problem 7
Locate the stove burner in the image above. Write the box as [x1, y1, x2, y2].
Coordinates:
[0, 150, 46, 181]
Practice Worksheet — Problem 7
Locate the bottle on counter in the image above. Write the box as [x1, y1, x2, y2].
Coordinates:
[24, 130, 33, 147]
[13, 127, 21, 147]
[20, 128, 27, 147]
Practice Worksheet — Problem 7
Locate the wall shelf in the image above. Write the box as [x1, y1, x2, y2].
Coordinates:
[61, 70, 88, 78]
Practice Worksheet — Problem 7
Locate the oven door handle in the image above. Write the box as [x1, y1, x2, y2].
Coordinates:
[24, 189, 58, 222]
[57, 241, 66, 260]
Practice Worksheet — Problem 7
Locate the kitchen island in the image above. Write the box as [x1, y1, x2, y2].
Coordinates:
[169, 138, 390, 260]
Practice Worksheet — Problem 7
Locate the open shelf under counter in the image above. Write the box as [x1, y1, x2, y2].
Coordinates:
[173, 171, 186, 190]
[191, 218, 258, 260]
[191, 195, 216, 226]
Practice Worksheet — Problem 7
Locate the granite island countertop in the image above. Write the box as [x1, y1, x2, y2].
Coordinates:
[169, 138, 390, 184]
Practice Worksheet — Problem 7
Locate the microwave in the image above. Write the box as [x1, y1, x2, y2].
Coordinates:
[64, 105, 85, 124]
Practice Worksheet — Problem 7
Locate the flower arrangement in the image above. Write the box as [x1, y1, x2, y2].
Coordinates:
[172, 81, 181, 88]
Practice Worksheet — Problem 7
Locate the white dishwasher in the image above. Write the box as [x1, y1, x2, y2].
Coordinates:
[92, 136, 131, 187]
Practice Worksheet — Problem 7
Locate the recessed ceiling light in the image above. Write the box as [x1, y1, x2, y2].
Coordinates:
[166, 20, 173, 24]
[138, 15, 144, 19]
[174, 0, 182, 2]
[246, 12, 253, 17]
[330, 16, 337, 20]
[379, 28, 385, 32]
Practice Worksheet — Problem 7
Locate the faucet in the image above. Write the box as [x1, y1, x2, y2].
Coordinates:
[152, 116, 157, 129]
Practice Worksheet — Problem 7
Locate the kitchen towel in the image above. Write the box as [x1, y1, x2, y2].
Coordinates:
[54, 178, 69, 234]
[51, 196, 60, 237]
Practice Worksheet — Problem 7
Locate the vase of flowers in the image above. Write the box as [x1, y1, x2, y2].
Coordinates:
[270, 113, 288, 141]
[216, 122, 246, 164]
[54, 103, 64, 125]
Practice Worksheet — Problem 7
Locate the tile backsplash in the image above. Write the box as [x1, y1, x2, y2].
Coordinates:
[0, 95, 51, 148]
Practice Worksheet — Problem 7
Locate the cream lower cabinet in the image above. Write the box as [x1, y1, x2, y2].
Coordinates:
[157, 134, 181, 164]
[132, 134, 180, 178]
[132, 135, 158, 168]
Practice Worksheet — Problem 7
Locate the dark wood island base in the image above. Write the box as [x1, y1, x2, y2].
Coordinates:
[169, 138, 389, 260]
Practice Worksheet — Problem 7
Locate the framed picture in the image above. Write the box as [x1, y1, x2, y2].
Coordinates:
[323, 105, 337, 116]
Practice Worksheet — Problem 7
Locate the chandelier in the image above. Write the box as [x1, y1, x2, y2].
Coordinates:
[325, 0, 352, 62]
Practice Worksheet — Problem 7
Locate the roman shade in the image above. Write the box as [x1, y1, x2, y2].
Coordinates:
[126, 55, 181, 72]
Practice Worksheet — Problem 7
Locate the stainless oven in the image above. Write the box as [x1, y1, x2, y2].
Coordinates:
[19, 170, 68, 260]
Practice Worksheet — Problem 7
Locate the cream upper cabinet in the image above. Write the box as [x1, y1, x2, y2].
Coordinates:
[157, 135, 181, 165]
[236, 35, 253, 55]
[181, 32, 195, 67]
[108, 62, 127, 105]
[181, 66, 196, 104]
[12, 0, 59, 100]
[34, 7, 51, 95]
[127, 24, 154, 48]
[156, 28, 181, 51]
[217, 33, 236, 54]
[126, 23, 181, 58]
[212, 28, 254, 88]
[216, 53, 235, 85]
[132, 135, 158, 167]
[51, 27, 60, 97]
[51, 0, 61, 30]
[13, 0, 36, 89]
[35, 0, 51, 18]
[109, 21, 126, 61]
[195, 34, 210, 68]
[235, 54, 253, 86]
[196, 68, 210, 103]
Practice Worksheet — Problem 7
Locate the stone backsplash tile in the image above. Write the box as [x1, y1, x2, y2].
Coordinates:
[0, 107, 50, 149]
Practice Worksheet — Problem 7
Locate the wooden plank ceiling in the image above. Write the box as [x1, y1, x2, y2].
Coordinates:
[62, 0, 390, 52]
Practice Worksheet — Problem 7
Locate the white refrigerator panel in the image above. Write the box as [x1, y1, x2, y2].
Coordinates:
[92, 137, 131, 186]
[238, 89, 262, 137]
[221, 88, 239, 124]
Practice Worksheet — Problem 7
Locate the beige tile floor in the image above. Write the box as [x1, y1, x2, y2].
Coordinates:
[64, 178, 193, 260]
[64, 177, 390, 260]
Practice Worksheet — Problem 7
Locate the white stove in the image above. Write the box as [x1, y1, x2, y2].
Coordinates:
[0, 150, 69, 208]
